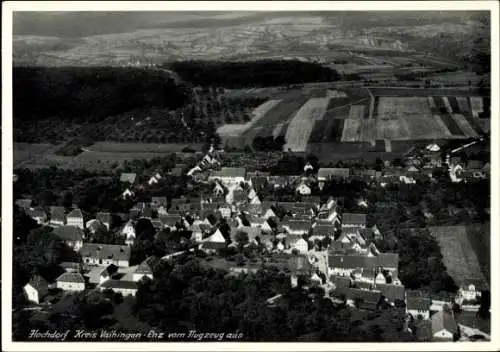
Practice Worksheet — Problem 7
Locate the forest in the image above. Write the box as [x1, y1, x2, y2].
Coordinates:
[13, 66, 190, 123]
[166, 60, 341, 88]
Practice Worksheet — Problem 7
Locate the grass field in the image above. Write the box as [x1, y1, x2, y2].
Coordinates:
[14, 143, 55, 165]
[429, 226, 488, 290]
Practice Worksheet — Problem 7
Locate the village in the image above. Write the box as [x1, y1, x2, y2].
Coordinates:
[14, 136, 491, 342]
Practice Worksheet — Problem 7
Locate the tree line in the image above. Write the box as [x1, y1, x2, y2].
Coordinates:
[166, 60, 341, 88]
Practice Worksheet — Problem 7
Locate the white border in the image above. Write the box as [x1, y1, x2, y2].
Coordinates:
[2, 1, 499, 351]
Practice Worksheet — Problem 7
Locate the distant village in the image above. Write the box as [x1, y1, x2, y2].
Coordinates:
[15, 139, 490, 342]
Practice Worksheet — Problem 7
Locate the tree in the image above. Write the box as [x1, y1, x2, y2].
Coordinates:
[235, 231, 249, 249]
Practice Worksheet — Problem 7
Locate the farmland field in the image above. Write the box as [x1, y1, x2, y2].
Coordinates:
[376, 97, 445, 140]
[456, 97, 471, 115]
[14, 143, 56, 165]
[451, 114, 479, 137]
[470, 97, 484, 118]
[447, 96, 460, 114]
[429, 226, 488, 290]
[437, 114, 464, 136]
[284, 98, 331, 152]
[88, 142, 204, 153]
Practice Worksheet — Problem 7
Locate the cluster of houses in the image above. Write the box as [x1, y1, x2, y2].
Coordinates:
[23, 244, 153, 302]
[17, 147, 488, 341]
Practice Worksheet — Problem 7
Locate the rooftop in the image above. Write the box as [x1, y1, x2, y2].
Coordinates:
[80, 243, 131, 262]
[101, 279, 138, 290]
[67, 208, 83, 219]
[211, 167, 246, 178]
[56, 272, 85, 283]
[317, 168, 350, 179]
[342, 213, 367, 226]
[431, 309, 458, 335]
[120, 173, 137, 184]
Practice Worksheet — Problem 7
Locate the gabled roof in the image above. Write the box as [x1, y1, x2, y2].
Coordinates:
[53, 226, 84, 242]
[159, 215, 182, 227]
[80, 244, 131, 262]
[283, 220, 311, 233]
[120, 173, 137, 184]
[134, 261, 153, 275]
[27, 275, 49, 292]
[56, 272, 85, 283]
[100, 279, 138, 290]
[15, 198, 32, 209]
[328, 252, 399, 270]
[67, 208, 83, 219]
[431, 309, 458, 335]
[311, 225, 335, 237]
[27, 208, 47, 219]
[317, 168, 350, 179]
[342, 213, 367, 226]
[50, 206, 66, 222]
[210, 167, 246, 178]
[374, 283, 405, 302]
[406, 296, 431, 311]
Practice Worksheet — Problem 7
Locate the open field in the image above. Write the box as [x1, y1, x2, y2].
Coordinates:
[88, 142, 204, 153]
[283, 98, 331, 152]
[367, 87, 489, 97]
[376, 97, 441, 140]
[14, 143, 55, 165]
[429, 226, 488, 290]
[451, 114, 479, 138]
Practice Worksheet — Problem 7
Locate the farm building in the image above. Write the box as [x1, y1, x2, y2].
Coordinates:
[342, 213, 367, 229]
[317, 168, 351, 181]
[406, 295, 432, 320]
[208, 167, 247, 187]
[100, 280, 138, 296]
[80, 243, 131, 267]
[56, 272, 85, 292]
[431, 308, 459, 341]
[328, 252, 399, 277]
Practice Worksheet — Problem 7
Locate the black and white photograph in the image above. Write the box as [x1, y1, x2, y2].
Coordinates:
[2, 1, 499, 350]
